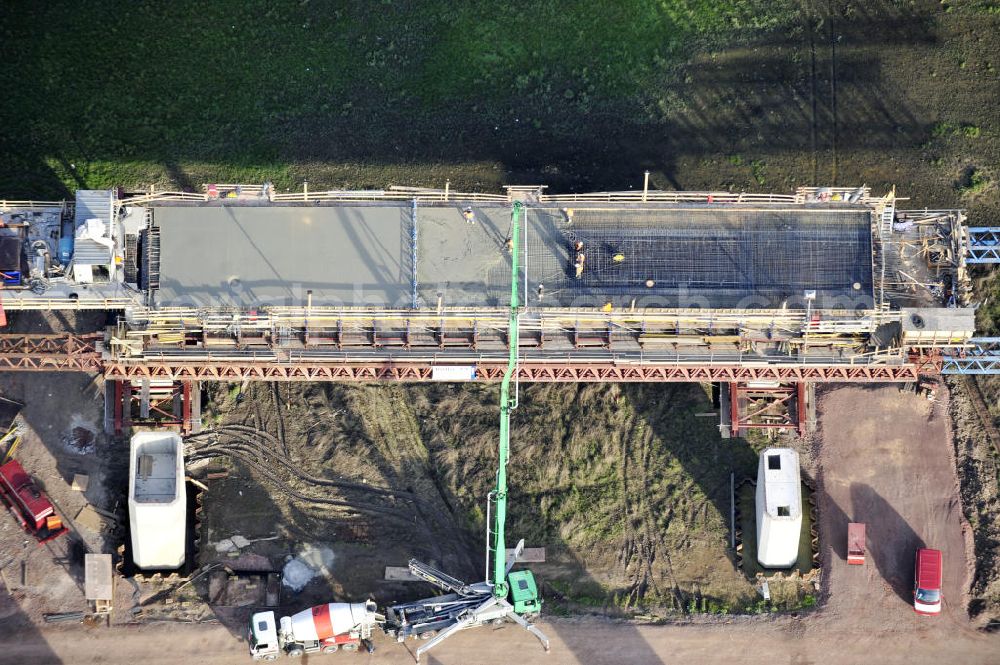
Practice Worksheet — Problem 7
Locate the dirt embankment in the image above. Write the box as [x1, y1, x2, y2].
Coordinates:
[947, 376, 1000, 630]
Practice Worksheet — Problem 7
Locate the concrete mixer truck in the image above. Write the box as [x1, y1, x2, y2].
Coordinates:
[248, 601, 384, 660]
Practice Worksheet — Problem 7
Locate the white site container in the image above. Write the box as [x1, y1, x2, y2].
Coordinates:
[129, 431, 186, 569]
[755, 447, 802, 568]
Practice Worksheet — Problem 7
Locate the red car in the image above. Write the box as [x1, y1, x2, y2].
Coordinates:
[913, 548, 943, 615]
[0, 460, 67, 544]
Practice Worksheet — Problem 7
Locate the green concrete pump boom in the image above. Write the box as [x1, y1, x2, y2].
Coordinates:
[387, 201, 547, 661]
[491, 201, 522, 598]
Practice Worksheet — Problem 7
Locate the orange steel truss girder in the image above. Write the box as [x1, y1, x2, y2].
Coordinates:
[103, 362, 923, 383]
[0, 334, 935, 383]
[0, 334, 102, 372]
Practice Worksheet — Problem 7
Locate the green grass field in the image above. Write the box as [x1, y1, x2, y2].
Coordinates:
[3, 1, 997, 220]
[2, 1, 799, 196]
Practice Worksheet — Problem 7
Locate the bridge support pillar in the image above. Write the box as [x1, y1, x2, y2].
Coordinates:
[723, 382, 812, 438]
[105, 379, 199, 436]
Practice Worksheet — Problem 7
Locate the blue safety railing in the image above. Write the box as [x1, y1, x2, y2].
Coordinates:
[966, 228, 1000, 264]
[942, 337, 1000, 374]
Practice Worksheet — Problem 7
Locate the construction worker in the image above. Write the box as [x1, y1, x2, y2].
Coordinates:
[563, 207, 575, 224]
[537, 283, 544, 302]
[574, 251, 585, 279]
[612, 251, 625, 263]
[505, 237, 513, 253]
[462, 207, 475, 224]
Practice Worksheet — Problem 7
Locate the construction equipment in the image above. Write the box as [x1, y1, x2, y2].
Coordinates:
[0, 459, 67, 544]
[0, 422, 20, 463]
[383, 201, 549, 661]
[248, 601, 384, 660]
[1, 436, 20, 464]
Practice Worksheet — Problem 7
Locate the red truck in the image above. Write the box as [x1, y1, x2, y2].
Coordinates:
[847, 523, 866, 565]
[913, 548, 943, 615]
[0, 460, 67, 544]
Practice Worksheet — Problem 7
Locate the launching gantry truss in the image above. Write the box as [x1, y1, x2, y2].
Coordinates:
[0, 328, 940, 383]
[104, 306, 951, 383]
[0, 183, 993, 387]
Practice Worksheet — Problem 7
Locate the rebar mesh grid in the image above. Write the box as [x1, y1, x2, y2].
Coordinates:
[523, 206, 874, 309]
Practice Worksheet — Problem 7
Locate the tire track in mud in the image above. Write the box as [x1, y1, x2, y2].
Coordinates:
[617, 415, 664, 608]
[187, 441, 430, 532]
[243, 383, 288, 459]
[185, 425, 459, 555]
[342, 386, 479, 575]
[189, 425, 431, 503]
[270, 383, 289, 459]
[211, 382, 480, 574]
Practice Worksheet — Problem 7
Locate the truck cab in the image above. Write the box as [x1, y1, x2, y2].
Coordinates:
[508, 570, 541, 615]
[248, 611, 280, 661]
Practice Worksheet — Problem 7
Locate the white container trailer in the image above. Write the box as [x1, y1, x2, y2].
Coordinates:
[129, 431, 186, 569]
[755, 447, 802, 568]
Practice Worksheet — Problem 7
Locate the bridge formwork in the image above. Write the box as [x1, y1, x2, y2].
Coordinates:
[0, 183, 987, 393]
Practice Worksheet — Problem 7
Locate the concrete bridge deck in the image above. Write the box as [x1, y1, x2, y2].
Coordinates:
[150, 201, 873, 311]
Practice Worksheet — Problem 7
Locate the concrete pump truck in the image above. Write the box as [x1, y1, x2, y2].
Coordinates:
[382, 201, 550, 661]
[248, 202, 548, 662]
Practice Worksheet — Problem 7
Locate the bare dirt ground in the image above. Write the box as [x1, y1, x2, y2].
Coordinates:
[0, 603, 997, 665]
[0, 2, 998, 661]
[191, 380, 769, 621]
[812, 385, 974, 630]
[6, 382, 997, 665]
[2, 373, 771, 638]
[0, 313, 114, 627]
